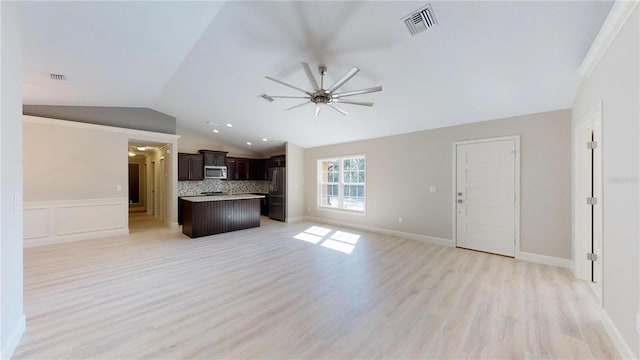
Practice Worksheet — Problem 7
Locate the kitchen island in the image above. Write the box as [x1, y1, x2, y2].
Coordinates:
[181, 194, 265, 238]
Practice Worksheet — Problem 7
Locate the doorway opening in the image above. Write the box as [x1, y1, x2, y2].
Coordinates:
[453, 136, 520, 257]
[127, 140, 171, 233]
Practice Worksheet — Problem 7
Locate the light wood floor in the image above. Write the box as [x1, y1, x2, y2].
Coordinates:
[15, 214, 619, 359]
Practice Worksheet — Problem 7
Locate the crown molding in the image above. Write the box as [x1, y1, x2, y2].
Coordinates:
[579, 1, 639, 78]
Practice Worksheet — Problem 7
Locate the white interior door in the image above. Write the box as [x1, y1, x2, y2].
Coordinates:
[455, 138, 517, 257]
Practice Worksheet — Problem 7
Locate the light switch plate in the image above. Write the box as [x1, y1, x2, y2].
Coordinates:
[429, 186, 437, 193]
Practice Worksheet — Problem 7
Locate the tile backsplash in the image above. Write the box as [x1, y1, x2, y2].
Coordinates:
[178, 179, 269, 196]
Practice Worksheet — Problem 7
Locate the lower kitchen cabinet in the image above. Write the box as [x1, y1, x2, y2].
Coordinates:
[182, 198, 261, 238]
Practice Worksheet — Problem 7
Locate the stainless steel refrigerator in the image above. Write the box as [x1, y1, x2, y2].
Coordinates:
[268, 167, 286, 221]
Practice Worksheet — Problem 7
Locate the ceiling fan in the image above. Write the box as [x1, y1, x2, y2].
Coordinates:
[263, 62, 382, 116]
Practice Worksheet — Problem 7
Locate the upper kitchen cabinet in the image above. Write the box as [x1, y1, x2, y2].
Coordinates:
[178, 153, 204, 180]
[226, 157, 238, 180]
[247, 159, 260, 180]
[226, 157, 261, 180]
[271, 155, 286, 167]
[260, 158, 272, 180]
[200, 150, 227, 167]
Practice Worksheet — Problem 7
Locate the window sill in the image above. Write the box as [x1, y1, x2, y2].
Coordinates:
[317, 206, 366, 216]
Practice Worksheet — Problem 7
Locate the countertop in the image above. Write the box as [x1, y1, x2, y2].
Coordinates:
[181, 194, 266, 202]
[180, 192, 268, 197]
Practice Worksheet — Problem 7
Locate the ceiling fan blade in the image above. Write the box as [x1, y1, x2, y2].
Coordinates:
[302, 62, 320, 90]
[285, 101, 312, 111]
[265, 76, 313, 95]
[332, 100, 374, 107]
[314, 105, 320, 117]
[333, 85, 382, 98]
[269, 96, 311, 99]
[326, 67, 360, 93]
[328, 103, 348, 115]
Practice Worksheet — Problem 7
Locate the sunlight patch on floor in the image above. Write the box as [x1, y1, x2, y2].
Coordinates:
[293, 226, 361, 254]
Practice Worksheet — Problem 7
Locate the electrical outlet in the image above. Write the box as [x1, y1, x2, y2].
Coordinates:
[429, 186, 437, 193]
[398, 217, 403, 224]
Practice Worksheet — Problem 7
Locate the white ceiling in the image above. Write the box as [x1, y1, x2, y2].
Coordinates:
[20, 1, 613, 153]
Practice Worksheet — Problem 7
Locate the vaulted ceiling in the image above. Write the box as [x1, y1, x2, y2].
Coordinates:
[20, 1, 613, 153]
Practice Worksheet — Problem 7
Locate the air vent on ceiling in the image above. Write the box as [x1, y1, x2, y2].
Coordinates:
[402, 4, 438, 36]
[49, 73, 66, 80]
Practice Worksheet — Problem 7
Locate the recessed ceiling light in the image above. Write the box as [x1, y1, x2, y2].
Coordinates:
[247, 142, 252, 145]
[213, 129, 219, 133]
[226, 123, 233, 127]
[262, 138, 268, 142]
[128, 152, 136, 157]
[136, 146, 146, 151]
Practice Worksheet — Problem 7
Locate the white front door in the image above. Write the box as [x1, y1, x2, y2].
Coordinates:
[455, 138, 517, 256]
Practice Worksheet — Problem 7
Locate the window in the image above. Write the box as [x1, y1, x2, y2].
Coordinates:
[318, 155, 366, 212]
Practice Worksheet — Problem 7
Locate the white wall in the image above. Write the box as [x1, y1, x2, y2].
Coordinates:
[1, 2, 26, 358]
[572, 4, 639, 357]
[285, 142, 304, 222]
[305, 109, 572, 261]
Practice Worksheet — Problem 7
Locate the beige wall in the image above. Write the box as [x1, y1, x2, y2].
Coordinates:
[572, 5, 639, 356]
[305, 109, 572, 259]
[177, 125, 262, 158]
[286, 142, 304, 221]
[24, 116, 180, 234]
[24, 122, 128, 201]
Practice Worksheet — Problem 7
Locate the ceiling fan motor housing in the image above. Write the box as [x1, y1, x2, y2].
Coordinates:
[312, 90, 332, 104]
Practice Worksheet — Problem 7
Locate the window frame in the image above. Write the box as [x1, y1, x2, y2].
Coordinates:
[317, 154, 366, 214]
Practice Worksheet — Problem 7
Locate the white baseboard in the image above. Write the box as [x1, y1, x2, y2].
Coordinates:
[601, 310, 637, 359]
[286, 216, 306, 223]
[2, 314, 25, 360]
[304, 216, 454, 247]
[23, 198, 129, 247]
[516, 251, 573, 269]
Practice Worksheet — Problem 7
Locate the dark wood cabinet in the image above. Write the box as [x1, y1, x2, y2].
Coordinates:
[178, 153, 204, 180]
[247, 159, 260, 180]
[200, 150, 227, 167]
[260, 158, 271, 180]
[271, 155, 286, 167]
[226, 157, 262, 180]
[182, 198, 261, 238]
[237, 159, 248, 180]
[225, 157, 238, 180]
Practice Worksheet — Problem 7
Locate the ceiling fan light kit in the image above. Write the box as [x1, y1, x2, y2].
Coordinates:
[263, 62, 382, 116]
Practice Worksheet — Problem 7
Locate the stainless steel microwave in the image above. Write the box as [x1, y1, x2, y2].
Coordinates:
[204, 166, 227, 179]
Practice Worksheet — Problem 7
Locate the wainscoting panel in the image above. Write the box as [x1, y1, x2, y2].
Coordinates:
[23, 198, 129, 247]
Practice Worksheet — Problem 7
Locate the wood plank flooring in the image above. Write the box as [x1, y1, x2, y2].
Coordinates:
[14, 214, 619, 359]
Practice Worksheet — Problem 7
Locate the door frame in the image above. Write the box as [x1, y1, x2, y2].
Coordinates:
[573, 101, 603, 302]
[452, 135, 521, 255]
